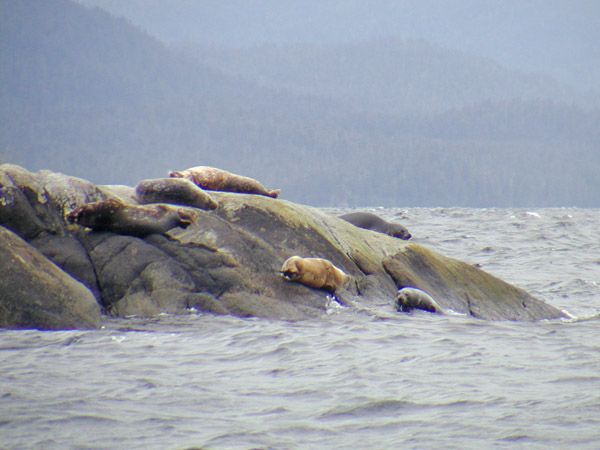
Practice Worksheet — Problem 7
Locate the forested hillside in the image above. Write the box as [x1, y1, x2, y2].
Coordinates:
[1, 0, 599, 206]
[78, 0, 600, 91]
[179, 40, 596, 116]
[0, 0, 341, 186]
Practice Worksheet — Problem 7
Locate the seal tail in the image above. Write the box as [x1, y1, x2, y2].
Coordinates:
[267, 189, 281, 198]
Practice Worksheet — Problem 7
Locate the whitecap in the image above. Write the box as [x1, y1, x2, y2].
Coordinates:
[525, 211, 541, 218]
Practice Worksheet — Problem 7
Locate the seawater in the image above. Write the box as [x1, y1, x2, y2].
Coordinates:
[1, 208, 599, 450]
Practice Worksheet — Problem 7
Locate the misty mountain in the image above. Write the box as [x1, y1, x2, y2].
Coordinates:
[77, 0, 600, 92]
[405, 100, 600, 143]
[179, 39, 594, 116]
[1, 0, 599, 207]
[0, 0, 341, 184]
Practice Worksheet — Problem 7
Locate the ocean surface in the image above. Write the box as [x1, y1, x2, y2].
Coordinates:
[1, 207, 599, 449]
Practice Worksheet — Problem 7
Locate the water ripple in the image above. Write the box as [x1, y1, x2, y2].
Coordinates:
[2, 208, 600, 449]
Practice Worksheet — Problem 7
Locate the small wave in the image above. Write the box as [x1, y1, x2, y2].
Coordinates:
[549, 375, 600, 384]
[510, 211, 542, 220]
[320, 398, 491, 420]
[320, 399, 415, 419]
[500, 433, 535, 443]
[46, 413, 120, 425]
[561, 313, 600, 323]
[444, 309, 470, 317]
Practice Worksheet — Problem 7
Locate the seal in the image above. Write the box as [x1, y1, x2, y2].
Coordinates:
[66, 198, 197, 237]
[280, 256, 349, 293]
[339, 212, 411, 240]
[396, 287, 443, 313]
[169, 166, 280, 198]
[135, 177, 218, 210]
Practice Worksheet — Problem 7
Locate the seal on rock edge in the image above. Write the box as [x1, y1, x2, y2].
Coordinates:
[396, 287, 443, 314]
[339, 212, 411, 240]
[280, 256, 350, 293]
[135, 177, 218, 210]
[169, 166, 280, 198]
[66, 198, 197, 237]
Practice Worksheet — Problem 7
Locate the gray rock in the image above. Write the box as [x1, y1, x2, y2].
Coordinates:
[0, 225, 102, 330]
[383, 244, 565, 321]
[30, 233, 102, 301]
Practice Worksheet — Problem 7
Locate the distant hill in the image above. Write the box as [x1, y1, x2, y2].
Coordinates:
[178, 39, 596, 116]
[77, 0, 600, 92]
[1, 0, 337, 184]
[1, 0, 599, 207]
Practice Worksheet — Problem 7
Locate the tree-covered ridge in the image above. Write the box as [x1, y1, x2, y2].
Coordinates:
[1, 0, 599, 207]
[179, 39, 598, 116]
[78, 0, 600, 91]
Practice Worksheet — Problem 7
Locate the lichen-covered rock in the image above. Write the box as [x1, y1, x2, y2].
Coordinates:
[0, 225, 102, 330]
[0, 163, 567, 325]
[0, 164, 109, 239]
[382, 244, 565, 320]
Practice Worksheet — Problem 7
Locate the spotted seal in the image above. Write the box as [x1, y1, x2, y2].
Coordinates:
[135, 177, 218, 210]
[339, 212, 411, 240]
[66, 198, 196, 237]
[396, 287, 443, 313]
[169, 166, 280, 198]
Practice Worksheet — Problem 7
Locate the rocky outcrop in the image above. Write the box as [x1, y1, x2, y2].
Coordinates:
[0, 225, 102, 330]
[382, 244, 563, 320]
[0, 163, 567, 329]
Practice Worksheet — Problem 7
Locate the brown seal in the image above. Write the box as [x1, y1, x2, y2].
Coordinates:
[169, 166, 280, 198]
[135, 177, 218, 210]
[66, 198, 196, 237]
[280, 256, 349, 293]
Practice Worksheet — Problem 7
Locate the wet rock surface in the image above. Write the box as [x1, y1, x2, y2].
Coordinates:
[0, 225, 101, 330]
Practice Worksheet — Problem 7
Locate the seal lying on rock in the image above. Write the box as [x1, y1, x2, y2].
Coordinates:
[135, 177, 218, 210]
[281, 256, 349, 293]
[66, 198, 196, 237]
[396, 287, 443, 313]
[339, 212, 411, 240]
[169, 166, 280, 198]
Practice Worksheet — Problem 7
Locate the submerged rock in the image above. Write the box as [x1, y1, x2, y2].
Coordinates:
[0, 163, 567, 329]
